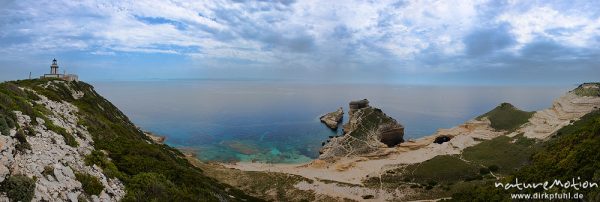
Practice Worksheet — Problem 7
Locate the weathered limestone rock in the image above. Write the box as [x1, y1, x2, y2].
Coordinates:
[0, 165, 9, 182]
[515, 89, 600, 139]
[143, 130, 166, 144]
[378, 123, 405, 147]
[0, 84, 125, 202]
[320, 107, 344, 130]
[320, 100, 404, 160]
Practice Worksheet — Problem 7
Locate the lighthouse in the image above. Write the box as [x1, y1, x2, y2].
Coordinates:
[50, 58, 59, 74]
[40, 58, 79, 81]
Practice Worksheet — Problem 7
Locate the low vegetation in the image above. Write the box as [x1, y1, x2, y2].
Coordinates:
[15, 129, 32, 153]
[0, 175, 36, 202]
[84, 150, 125, 179]
[477, 103, 534, 132]
[451, 109, 600, 201]
[43, 118, 78, 147]
[123, 172, 184, 201]
[75, 172, 104, 196]
[42, 165, 55, 179]
[462, 134, 539, 175]
[190, 159, 334, 202]
[400, 155, 481, 184]
[0, 114, 14, 135]
[0, 79, 261, 201]
[364, 133, 540, 200]
[573, 83, 600, 97]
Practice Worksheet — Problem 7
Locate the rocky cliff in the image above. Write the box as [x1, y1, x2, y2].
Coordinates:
[0, 79, 259, 202]
[515, 83, 600, 139]
[319, 99, 404, 160]
[319, 107, 343, 130]
[222, 83, 600, 201]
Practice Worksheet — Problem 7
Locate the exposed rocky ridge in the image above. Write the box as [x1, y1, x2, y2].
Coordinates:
[513, 88, 600, 139]
[319, 99, 404, 160]
[0, 84, 125, 201]
[319, 107, 343, 130]
[0, 79, 259, 202]
[142, 130, 166, 144]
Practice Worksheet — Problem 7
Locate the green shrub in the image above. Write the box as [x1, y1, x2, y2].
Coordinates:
[384, 155, 480, 184]
[462, 135, 539, 175]
[84, 150, 125, 179]
[488, 165, 499, 172]
[123, 172, 179, 202]
[479, 167, 490, 175]
[75, 172, 104, 196]
[0, 115, 9, 136]
[24, 90, 40, 101]
[15, 129, 31, 153]
[0, 175, 36, 202]
[44, 119, 78, 147]
[573, 83, 600, 96]
[42, 165, 55, 179]
[25, 125, 36, 136]
[78, 194, 90, 202]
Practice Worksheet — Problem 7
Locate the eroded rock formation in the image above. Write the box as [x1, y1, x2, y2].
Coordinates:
[516, 83, 600, 139]
[319, 99, 404, 160]
[320, 107, 343, 130]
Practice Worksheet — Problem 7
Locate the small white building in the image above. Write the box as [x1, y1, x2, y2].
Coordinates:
[40, 58, 79, 81]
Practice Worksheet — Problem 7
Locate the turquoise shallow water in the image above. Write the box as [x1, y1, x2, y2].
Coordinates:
[92, 80, 571, 163]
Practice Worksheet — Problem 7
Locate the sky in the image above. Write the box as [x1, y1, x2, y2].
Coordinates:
[0, 0, 598, 85]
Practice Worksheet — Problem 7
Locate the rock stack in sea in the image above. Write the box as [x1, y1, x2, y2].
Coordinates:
[319, 99, 404, 160]
[320, 107, 344, 130]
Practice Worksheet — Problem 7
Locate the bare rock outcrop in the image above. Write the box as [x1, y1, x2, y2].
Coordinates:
[0, 86, 125, 202]
[515, 84, 600, 139]
[349, 99, 369, 117]
[319, 99, 404, 160]
[320, 107, 344, 130]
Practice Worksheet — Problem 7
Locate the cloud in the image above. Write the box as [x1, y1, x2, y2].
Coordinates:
[0, 0, 599, 84]
[464, 24, 516, 56]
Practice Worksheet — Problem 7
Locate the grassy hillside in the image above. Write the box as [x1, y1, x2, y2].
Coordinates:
[477, 103, 534, 132]
[573, 83, 600, 96]
[363, 134, 539, 200]
[451, 109, 600, 201]
[462, 135, 539, 175]
[0, 79, 261, 201]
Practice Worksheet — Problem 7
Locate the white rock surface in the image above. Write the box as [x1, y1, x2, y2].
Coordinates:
[515, 92, 600, 139]
[0, 86, 125, 201]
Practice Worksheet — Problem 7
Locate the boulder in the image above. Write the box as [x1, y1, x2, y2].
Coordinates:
[378, 124, 405, 147]
[320, 107, 344, 130]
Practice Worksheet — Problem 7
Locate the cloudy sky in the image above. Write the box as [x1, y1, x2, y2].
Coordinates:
[0, 0, 598, 84]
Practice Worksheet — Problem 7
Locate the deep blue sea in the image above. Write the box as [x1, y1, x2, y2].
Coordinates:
[91, 80, 572, 163]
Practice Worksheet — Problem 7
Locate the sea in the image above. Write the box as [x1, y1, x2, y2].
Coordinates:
[91, 80, 572, 164]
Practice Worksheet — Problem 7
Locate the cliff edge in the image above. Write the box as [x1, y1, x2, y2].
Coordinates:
[0, 79, 259, 202]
